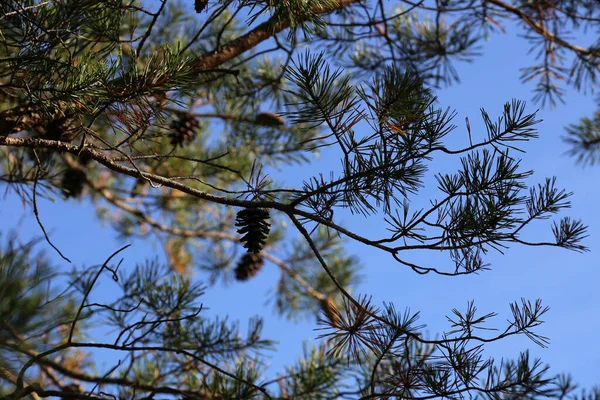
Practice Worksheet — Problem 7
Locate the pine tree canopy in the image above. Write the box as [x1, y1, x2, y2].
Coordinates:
[0, 0, 599, 398]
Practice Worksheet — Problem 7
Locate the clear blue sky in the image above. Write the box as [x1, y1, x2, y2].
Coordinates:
[1, 15, 599, 392]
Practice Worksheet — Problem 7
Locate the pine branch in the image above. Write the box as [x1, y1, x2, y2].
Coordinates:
[486, 0, 591, 57]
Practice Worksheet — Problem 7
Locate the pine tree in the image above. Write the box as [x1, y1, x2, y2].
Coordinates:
[1, 0, 599, 399]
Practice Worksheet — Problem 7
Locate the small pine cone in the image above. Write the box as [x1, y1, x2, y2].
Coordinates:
[78, 152, 92, 166]
[195, 0, 208, 13]
[255, 112, 285, 127]
[234, 253, 264, 281]
[61, 168, 86, 198]
[63, 383, 84, 394]
[45, 117, 79, 142]
[235, 208, 270, 253]
[169, 112, 199, 147]
[319, 296, 340, 328]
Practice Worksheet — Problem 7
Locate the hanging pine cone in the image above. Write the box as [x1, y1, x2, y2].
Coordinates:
[45, 116, 79, 142]
[61, 168, 86, 198]
[319, 296, 340, 328]
[194, 0, 208, 13]
[235, 208, 270, 253]
[78, 152, 92, 166]
[255, 112, 285, 127]
[63, 383, 84, 394]
[234, 253, 264, 281]
[169, 112, 199, 147]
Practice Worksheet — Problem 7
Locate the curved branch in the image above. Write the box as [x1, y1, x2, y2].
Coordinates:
[487, 0, 592, 57]
[191, 0, 361, 70]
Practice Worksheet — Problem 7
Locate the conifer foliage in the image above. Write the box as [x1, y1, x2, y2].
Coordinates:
[0, 0, 599, 398]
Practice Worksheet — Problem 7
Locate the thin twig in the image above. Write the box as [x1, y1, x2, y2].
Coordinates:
[32, 165, 71, 263]
[68, 245, 131, 343]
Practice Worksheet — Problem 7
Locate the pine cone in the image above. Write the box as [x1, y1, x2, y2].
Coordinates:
[45, 117, 79, 142]
[63, 383, 84, 394]
[235, 208, 270, 253]
[255, 112, 285, 127]
[61, 168, 86, 198]
[195, 0, 208, 13]
[169, 112, 199, 147]
[319, 296, 340, 328]
[78, 152, 92, 166]
[234, 253, 264, 281]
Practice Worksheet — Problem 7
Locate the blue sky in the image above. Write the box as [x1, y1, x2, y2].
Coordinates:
[2, 11, 599, 394]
